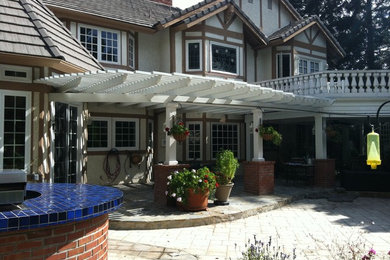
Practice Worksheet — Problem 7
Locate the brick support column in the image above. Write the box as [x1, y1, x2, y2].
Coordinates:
[314, 159, 335, 188]
[243, 161, 275, 195]
[154, 164, 190, 205]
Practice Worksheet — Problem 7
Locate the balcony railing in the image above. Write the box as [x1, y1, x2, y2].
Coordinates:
[255, 70, 390, 96]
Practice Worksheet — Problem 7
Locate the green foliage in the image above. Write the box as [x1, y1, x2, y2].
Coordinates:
[166, 167, 217, 205]
[215, 150, 239, 185]
[166, 121, 190, 136]
[288, 0, 390, 69]
[258, 125, 282, 146]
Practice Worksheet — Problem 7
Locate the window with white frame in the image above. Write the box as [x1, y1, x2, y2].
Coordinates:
[0, 65, 32, 83]
[87, 118, 110, 150]
[298, 58, 320, 74]
[210, 42, 239, 74]
[0, 91, 31, 170]
[310, 60, 320, 73]
[186, 40, 202, 71]
[276, 53, 291, 78]
[299, 59, 308, 74]
[79, 24, 120, 64]
[187, 122, 202, 160]
[211, 123, 239, 158]
[113, 119, 138, 150]
[129, 33, 135, 69]
[87, 117, 139, 150]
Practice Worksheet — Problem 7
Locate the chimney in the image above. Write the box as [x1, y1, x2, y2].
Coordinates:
[150, 0, 172, 5]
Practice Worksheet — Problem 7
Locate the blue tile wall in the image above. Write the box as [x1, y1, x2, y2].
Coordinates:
[0, 183, 123, 232]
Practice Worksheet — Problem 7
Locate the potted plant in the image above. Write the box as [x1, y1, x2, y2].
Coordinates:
[165, 121, 190, 142]
[166, 167, 217, 211]
[214, 150, 239, 205]
[257, 125, 282, 146]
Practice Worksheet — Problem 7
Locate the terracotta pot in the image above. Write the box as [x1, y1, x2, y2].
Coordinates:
[261, 133, 273, 141]
[178, 189, 209, 211]
[215, 183, 234, 203]
[173, 133, 187, 142]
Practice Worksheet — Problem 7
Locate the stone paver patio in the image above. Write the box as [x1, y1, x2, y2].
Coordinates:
[109, 197, 390, 259]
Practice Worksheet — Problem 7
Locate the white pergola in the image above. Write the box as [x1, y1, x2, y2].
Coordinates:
[36, 70, 333, 164]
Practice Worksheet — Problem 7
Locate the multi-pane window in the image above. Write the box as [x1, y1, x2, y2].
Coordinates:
[114, 119, 138, 149]
[211, 123, 239, 158]
[87, 118, 139, 150]
[211, 42, 238, 74]
[310, 61, 320, 73]
[299, 60, 308, 74]
[1, 95, 28, 170]
[187, 122, 202, 160]
[298, 59, 320, 74]
[129, 34, 135, 69]
[79, 25, 119, 64]
[87, 120, 109, 149]
[276, 53, 291, 78]
[186, 40, 202, 71]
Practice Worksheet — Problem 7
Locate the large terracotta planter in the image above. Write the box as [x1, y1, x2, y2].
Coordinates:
[178, 189, 209, 211]
[214, 183, 234, 205]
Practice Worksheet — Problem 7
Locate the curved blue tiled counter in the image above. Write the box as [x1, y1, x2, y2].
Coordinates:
[0, 183, 123, 232]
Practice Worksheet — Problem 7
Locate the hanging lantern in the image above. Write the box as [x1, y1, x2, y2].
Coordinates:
[366, 130, 381, 170]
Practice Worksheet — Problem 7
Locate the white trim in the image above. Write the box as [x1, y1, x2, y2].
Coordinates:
[128, 33, 135, 69]
[78, 23, 121, 65]
[210, 41, 240, 75]
[49, 101, 55, 183]
[185, 39, 203, 72]
[0, 90, 31, 172]
[276, 52, 291, 78]
[210, 122, 240, 160]
[112, 118, 139, 151]
[186, 121, 203, 161]
[0, 65, 32, 83]
[87, 117, 111, 151]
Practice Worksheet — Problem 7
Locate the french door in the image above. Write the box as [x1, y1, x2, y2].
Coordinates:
[52, 102, 81, 183]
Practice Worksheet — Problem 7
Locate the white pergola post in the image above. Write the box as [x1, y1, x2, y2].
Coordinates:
[164, 103, 178, 165]
[315, 115, 327, 159]
[245, 114, 252, 162]
[252, 109, 265, 161]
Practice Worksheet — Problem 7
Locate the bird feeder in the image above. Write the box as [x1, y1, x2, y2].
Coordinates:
[366, 130, 381, 170]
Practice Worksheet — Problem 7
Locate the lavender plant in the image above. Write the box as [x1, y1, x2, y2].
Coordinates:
[240, 235, 296, 260]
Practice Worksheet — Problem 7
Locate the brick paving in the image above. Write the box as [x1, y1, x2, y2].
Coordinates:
[108, 178, 390, 259]
[109, 197, 390, 259]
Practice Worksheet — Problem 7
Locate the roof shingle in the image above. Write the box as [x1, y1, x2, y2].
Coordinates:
[0, 0, 103, 71]
[42, 0, 180, 28]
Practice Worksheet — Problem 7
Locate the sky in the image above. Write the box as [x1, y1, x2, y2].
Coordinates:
[172, 0, 203, 9]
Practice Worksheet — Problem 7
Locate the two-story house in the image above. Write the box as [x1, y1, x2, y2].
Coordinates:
[2, 0, 389, 188]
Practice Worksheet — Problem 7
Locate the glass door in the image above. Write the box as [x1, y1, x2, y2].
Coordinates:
[53, 103, 79, 183]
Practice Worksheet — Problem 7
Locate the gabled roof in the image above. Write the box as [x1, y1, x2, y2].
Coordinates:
[42, 0, 180, 28]
[157, 0, 268, 46]
[269, 15, 345, 58]
[0, 0, 103, 72]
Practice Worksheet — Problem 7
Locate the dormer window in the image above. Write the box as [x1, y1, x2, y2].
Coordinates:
[210, 42, 238, 75]
[78, 24, 120, 64]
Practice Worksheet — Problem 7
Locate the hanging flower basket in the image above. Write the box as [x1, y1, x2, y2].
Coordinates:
[261, 133, 274, 141]
[173, 133, 188, 142]
[258, 125, 282, 146]
[165, 121, 190, 142]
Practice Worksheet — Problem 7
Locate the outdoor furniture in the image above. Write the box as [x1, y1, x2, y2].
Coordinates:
[283, 161, 314, 185]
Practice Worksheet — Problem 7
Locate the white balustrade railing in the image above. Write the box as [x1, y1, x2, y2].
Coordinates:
[255, 70, 390, 96]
